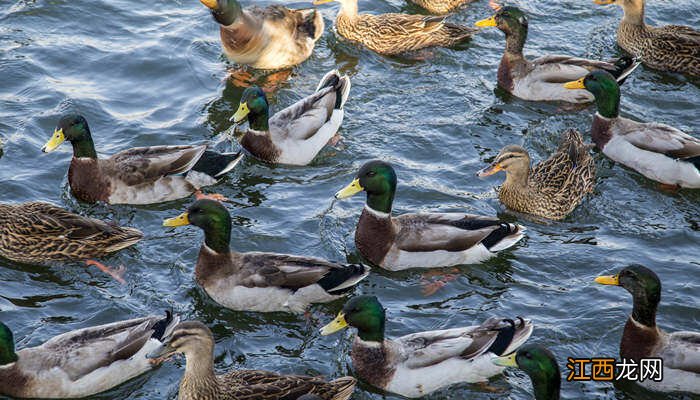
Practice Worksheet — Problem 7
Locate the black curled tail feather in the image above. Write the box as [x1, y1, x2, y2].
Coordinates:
[481, 223, 520, 250]
[485, 318, 518, 356]
[192, 150, 242, 178]
[151, 310, 174, 341]
[685, 155, 700, 171]
[318, 264, 368, 294]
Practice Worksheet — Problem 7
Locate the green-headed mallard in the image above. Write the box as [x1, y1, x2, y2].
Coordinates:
[163, 199, 370, 313]
[42, 114, 243, 205]
[474, 6, 640, 103]
[564, 71, 700, 188]
[407, 0, 475, 15]
[200, 0, 324, 70]
[320, 295, 533, 398]
[0, 201, 142, 264]
[478, 129, 596, 221]
[312, 0, 475, 55]
[231, 70, 350, 165]
[493, 345, 561, 400]
[595, 265, 700, 394]
[334, 160, 525, 271]
[593, 0, 699, 76]
[0, 312, 179, 399]
[148, 321, 356, 400]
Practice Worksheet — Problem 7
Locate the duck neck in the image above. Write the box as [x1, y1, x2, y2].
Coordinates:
[71, 128, 98, 159]
[366, 191, 394, 215]
[181, 346, 219, 395]
[631, 291, 658, 328]
[356, 324, 385, 343]
[248, 109, 270, 131]
[338, 0, 359, 19]
[504, 26, 527, 59]
[621, 1, 645, 26]
[202, 220, 232, 255]
[503, 166, 530, 191]
[594, 89, 620, 119]
[213, 0, 242, 26]
[533, 375, 561, 400]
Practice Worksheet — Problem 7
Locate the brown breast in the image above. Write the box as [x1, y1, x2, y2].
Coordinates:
[351, 339, 395, 389]
[68, 158, 110, 203]
[240, 131, 281, 163]
[620, 317, 661, 362]
[355, 208, 396, 266]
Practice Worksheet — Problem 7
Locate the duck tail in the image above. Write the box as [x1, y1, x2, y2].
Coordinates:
[319, 264, 371, 294]
[559, 129, 588, 165]
[105, 226, 144, 252]
[316, 70, 351, 110]
[611, 56, 641, 85]
[328, 376, 357, 400]
[191, 150, 244, 178]
[151, 310, 181, 342]
[297, 8, 324, 41]
[482, 223, 526, 252]
[485, 317, 534, 356]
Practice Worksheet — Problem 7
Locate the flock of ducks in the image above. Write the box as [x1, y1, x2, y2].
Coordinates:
[0, 0, 698, 399]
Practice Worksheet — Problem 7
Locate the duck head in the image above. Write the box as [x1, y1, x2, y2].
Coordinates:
[0, 323, 18, 366]
[493, 344, 561, 400]
[43, 114, 97, 158]
[232, 86, 270, 131]
[200, 0, 242, 26]
[478, 145, 531, 186]
[321, 295, 386, 342]
[335, 160, 397, 214]
[595, 265, 661, 327]
[475, 6, 528, 54]
[564, 71, 620, 118]
[163, 199, 232, 254]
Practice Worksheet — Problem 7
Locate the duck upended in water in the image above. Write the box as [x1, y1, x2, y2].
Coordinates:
[148, 321, 356, 400]
[312, 0, 475, 55]
[335, 160, 525, 270]
[0, 312, 179, 399]
[595, 265, 700, 394]
[564, 71, 700, 188]
[42, 114, 242, 205]
[320, 295, 534, 398]
[163, 199, 369, 313]
[478, 130, 596, 221]
[200, 0, 324, 70]
[474, 6, 640, 103]
[231, 70, 350, 166]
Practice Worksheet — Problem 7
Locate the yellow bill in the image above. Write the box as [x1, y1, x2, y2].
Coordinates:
[593, 0, 615, 5]
[313, 0, 334, 5]
[563, 78, 586, 90]
[231, 102, 250, 124]
[492, 352, 518, 367]
[477, 163, 503, 177]
[42, 128, 65, 153]
[320, 312, 348, 335]
[200, 0, 218, 9]
[475, 15, 497, 28]
[163, 212, 190, 227]
[335, 178, 364, 199]
[595, 274, 620, 286]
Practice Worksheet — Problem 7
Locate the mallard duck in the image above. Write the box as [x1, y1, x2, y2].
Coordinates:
[493, 345, 561, 400]
[200, 0, 324, 70]
[334, 160, 525, 271]
[148, 321, 356, 400]
[0, 312, 179, 399]
[595, 265, 700, 394]
[163, 199, 370, 313]
[0, 201, 142, 264]
[474, 6, 640, 103]
[564, 71, 700, 188]
[407, 0, 475, 15]
[311, 0, 475, 55]
[231, 70, 350, 165]
[320, 295, 533, 398]
[42, 114, 243, 205]
[477, 129, 596, 220]
[593, 0, 699, 76]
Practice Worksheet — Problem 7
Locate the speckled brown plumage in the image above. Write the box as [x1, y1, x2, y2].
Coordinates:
[488, 130, 596, 220]
[0, 202, 142, 264]
[407, 0, 475, 15]
[610, 0, 699, 75]
[331, 0, 474, 55]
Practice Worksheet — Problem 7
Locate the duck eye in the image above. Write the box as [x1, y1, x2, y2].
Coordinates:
[525, 352, 532, 359]
[366, 171, 377, 177]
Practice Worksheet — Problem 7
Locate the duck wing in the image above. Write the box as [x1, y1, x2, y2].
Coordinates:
[393, 213, 519, 252]
[618, 121, 700, 162]
[269, 86, 336, 141]
[237, 253, 368, 292]
[102, 145, 206, 186]
[659, 331, 700, 373]
[24, 314, 176, 382]
[219, 371, 341, 399]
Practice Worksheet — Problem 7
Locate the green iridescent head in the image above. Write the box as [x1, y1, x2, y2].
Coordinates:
[320, 295, 386, 342]
[42, 114, 97, 158]
[200, 0, 242, 26]
[163, 199, 232, 254]
[232, 87, 270, 131]
[595, 264, 661, 327]
[475, 6, 529, 53]
[0, 322, 18, 365]
[565, 70, 621, 118]
[335, 160, 398, 214]
[494, 345, 561, 400]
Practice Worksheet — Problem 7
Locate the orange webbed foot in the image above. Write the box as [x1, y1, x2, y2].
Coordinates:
[85, 260, 126, 285]
[194, 190, 228, 202]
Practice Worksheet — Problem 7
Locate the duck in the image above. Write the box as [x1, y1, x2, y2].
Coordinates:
[0, 311, 179, 399]
[311, 0, 475, 55]
[199, 0, 324, 70]
[147, 321, 356, 400]
[320, 295, 534, 398]
[595, 265, 700, 394]
[477, 129, 596, 221]
[493, 345, 561, 400]
[334, 160, 525, 271]
[231, 70, 350, 165]
[42, 114, 243, 205]
[407, 0, 475, 15]
[163, 199, 370, 313]
[474, 6, 640, 103]
[0, 201, 142, 264]
[564, 71, 700, 188]
[593, 0, 699, 76]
